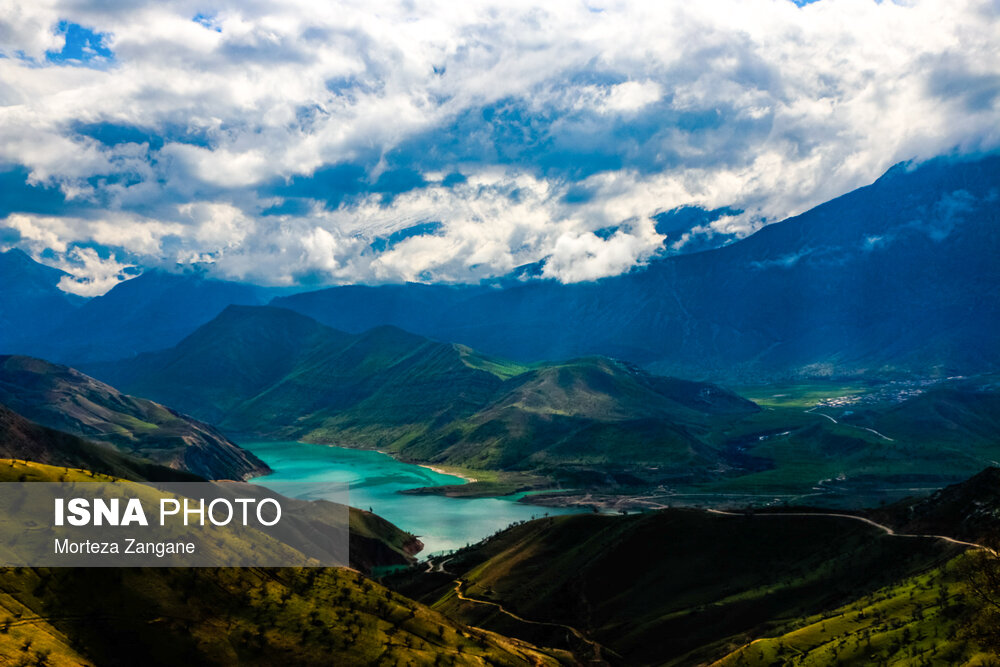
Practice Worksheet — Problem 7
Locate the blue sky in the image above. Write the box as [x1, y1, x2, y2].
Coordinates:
[0, 0, 998, 295]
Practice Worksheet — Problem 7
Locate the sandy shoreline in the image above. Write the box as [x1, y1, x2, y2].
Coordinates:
[415, 463, 478, 484]
[370, 447, 479, 484]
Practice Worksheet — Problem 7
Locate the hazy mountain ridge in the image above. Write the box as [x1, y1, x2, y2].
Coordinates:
[0, 248, 83, 351]
[273, 154, 1000, 381]
[0, 355, 269, 480]
[7, 269, 283, 364]
[4, 155, 996, 382]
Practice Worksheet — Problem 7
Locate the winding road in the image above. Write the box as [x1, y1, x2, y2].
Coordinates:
[450, 578, 611, 665]
[427, 507, 993, 666]
[705, 508, 991, 551]
[804, 407, 895, 442]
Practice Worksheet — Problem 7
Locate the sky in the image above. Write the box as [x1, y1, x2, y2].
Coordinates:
[0, 0, 998, 295]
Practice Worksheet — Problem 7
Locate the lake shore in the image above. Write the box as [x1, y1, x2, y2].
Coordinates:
[413, 463, 478, 483]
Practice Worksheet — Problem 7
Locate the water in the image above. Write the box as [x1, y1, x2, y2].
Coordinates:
[244, 441, 583, 556]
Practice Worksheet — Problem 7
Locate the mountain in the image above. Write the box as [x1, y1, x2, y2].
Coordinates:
[0, 355, 269, 480]
[273, 154, 1000, 381]
[388, 507, 969, 665]
[86, 304, 511, 431]
[396, 357, 758, 471]
[8, 269, 279, 364]
[85, 305, 759, 477]
[0, 248, 83, 349]
[0, 403, 200, 482]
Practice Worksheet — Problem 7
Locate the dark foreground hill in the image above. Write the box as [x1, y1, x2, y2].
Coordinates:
[389, 507, 987, 665]
[0, 355, 269, 480]
[275, 154, 1000, 381]
[0, 565, 570, 667]
[871, 466, 1000, 545]
[86, 305, 759, 478]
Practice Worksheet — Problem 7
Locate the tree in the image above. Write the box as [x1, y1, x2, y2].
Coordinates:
[957, 538, 1000, 652]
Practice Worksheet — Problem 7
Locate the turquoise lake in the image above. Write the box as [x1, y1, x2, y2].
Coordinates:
[244, 441, 583, 556]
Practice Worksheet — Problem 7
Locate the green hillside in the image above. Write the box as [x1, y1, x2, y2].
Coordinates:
[709, 555, 995, 666]
[395, 357, 757, 471]
[87, 306, 760, 481]
[0, 460, 570, 666]
[0, 355, 268, 480]
[0, 424, 416, 574]
[0, 403, 202, 483]
[89, 306, 512, 437]
[699, 379, 1000, 503]
[85, 307, 1000, 503]
[388, 509, 974, 665]
[0, 565, 569, 667]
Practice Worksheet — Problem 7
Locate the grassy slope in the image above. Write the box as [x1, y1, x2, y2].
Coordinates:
[708, 555, 994, 666]
[88, 308, 1000, 499]
[0, 404, 203, 483]
[0, 566, 569, 667]
[393, 357, 758, 471]
[0, 461, 570, 666]
[0, 355, 268, 480]
[390, 510, 967, 665]
[684, 379, 1000, 504]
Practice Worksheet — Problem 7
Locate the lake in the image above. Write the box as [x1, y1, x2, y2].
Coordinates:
[244, 441, 583, 556]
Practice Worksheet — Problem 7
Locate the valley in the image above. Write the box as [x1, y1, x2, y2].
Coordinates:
[0, 153, 998, 665]
[244, 441, 587, 555]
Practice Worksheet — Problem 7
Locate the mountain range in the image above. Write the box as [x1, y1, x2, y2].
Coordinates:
[4, 154, 998, 382]
[272, 154, 1000, 381]
[1, 267, 292, 364]
[85, 305, 760, 479]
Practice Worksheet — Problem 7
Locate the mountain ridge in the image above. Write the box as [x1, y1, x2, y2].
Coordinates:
[0, 354, 269, 480]
[85, 305, 760, 477]
[272, 154, 1000, 381]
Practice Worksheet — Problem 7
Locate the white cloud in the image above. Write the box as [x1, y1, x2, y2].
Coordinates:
[599, 81, 664, 113]
[55, 246, 136, 296]
[0, 0, 997, 291]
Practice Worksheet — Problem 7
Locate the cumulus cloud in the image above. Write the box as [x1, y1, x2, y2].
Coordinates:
[0, 0, 997, 292]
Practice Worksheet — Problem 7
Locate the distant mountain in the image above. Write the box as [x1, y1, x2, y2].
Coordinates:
[0, 248, 83, 349]
[86, 305, 758, 476]
[9, 269, 280, 364]
[86, 305, 509, 430]
[0, 355, 269, 480]
[274, 154, 1000, 381]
